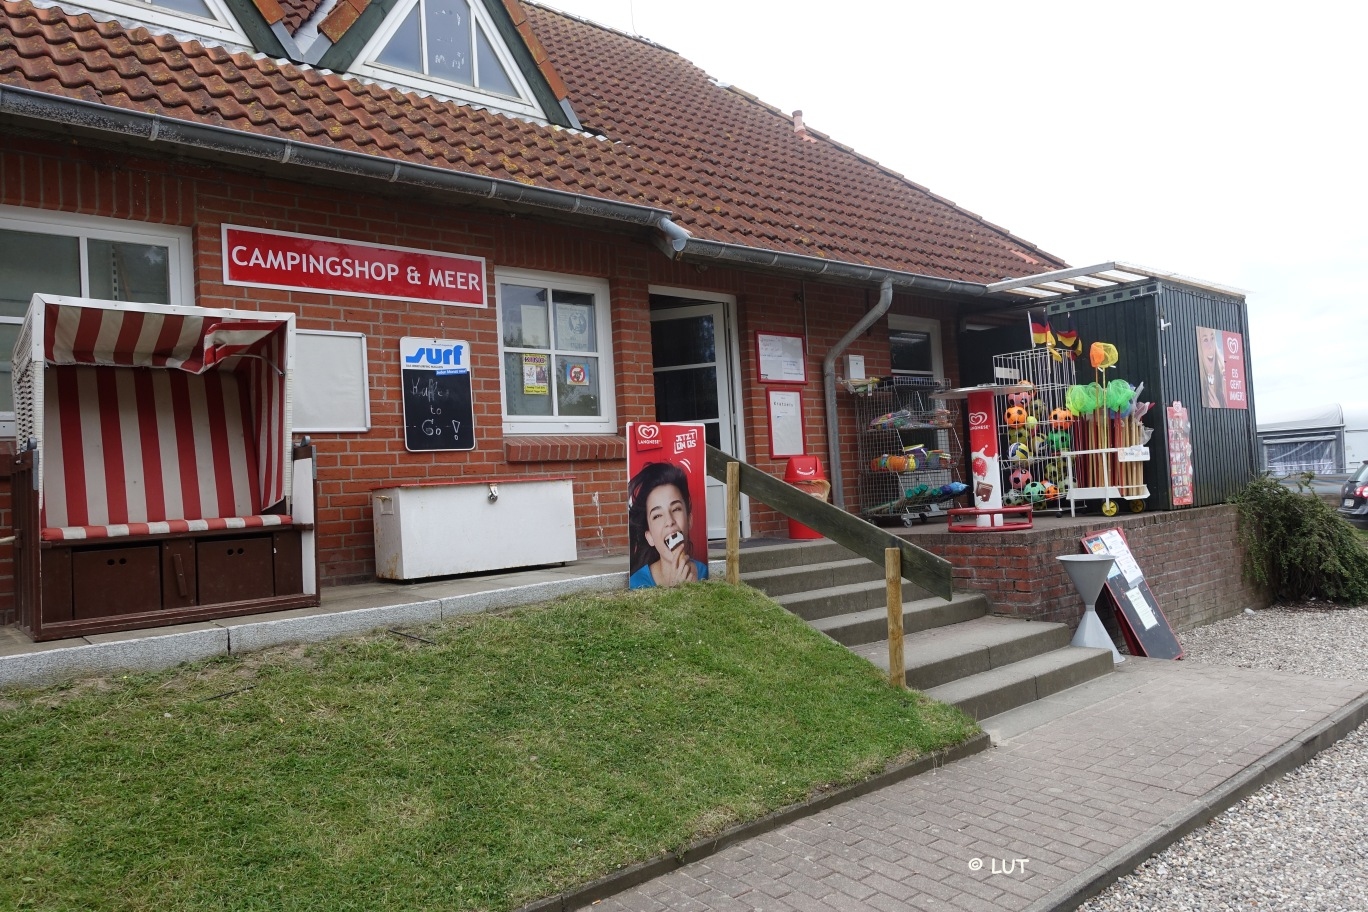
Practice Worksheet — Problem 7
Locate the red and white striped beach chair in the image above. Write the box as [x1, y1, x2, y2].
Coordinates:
[11, 294, 319, 640]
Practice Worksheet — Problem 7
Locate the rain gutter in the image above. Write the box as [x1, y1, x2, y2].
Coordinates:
[0, 85, 672, 228]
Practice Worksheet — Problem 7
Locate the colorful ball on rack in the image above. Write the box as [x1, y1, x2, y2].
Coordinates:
[1010, 468, 1032, 490]
[1032, 435, 1050, 456]
[1050, 407, 1075, 429]
[1031, 399, 1050, 421]
[1006, 441, 1031, 463]
[1048, 430, 1073, 452]
[1004, 489, 1025, 506]
[1004, 406, 1028, 428]
[1044, 460, 1064, 484]
[1023, 481, 1047, 502]
[1043, 482, 1059, 501]
[1007, 390, 1032, 409]
[1059, 479, 1072, 497]
[1025, 415, 1040, 430]
[1007, 428, 1030, 446]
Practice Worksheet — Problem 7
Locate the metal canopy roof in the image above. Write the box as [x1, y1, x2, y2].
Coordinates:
[985, 261, 1246, 301]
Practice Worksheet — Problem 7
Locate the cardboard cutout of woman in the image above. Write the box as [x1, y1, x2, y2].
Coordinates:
[627, 461, 709, 588]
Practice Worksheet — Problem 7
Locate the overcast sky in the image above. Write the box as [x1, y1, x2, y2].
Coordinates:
[538, 0, 1366, 424]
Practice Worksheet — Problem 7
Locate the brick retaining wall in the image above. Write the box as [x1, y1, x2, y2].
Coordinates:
[913, 505, 1270, 631]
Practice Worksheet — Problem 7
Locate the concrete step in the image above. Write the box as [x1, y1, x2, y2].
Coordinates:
[809, 592, 991, 646]
[773, 577, 939, 620]
[711, 539, 855, 573]
[743, 557, 885, 598]
[924, 647, 1115, 722]
[851, 616, 1072, 691]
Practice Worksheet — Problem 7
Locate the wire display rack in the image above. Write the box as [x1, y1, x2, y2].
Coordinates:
[992, 348, 1077, 514]
[848, 376, 966, 525]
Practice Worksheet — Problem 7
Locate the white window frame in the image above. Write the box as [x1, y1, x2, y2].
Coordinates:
[888, 314, 944, 380]
[0, 205, 194, 436]
[63, 0, 255, 48]
[495, 267, 615, 436]
[351, 0, 547, 122]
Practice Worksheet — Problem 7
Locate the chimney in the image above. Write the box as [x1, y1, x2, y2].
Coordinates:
[792, 110, 817, 143]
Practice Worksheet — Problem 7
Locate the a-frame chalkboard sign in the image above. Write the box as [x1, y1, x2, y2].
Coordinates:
[1080, 528, 1184, 660]
[400, 336, 475, 452]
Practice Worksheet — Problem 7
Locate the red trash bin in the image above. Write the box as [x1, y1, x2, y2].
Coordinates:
[783, 456, 831, 540]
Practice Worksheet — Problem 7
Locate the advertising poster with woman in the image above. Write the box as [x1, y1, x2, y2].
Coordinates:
[626, 422, 709, 588]
[1195, 326, 1248, 409]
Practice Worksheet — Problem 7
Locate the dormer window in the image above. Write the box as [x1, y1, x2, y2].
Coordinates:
[75, 0, 254, 46]
[355, 0, 546, 121]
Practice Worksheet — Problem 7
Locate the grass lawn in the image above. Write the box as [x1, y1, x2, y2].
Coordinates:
[0, 583, 976, 912]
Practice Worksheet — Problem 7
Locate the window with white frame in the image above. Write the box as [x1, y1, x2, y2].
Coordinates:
[888, 314, 944, 380]
[353, 0, 546, 121]
[496, 269, 614, 435]
[0, 206, 193, 428]
[70, 0, 253, 47]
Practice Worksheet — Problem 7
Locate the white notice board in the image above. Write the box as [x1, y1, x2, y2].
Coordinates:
[756, 332, 806, 384]
[768, 389, 805, 457]
[295, 330, 371, 432]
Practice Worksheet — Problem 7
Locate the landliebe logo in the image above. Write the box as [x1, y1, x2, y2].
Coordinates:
[969, 410, 989, 428]
[635, 423, 662, 450]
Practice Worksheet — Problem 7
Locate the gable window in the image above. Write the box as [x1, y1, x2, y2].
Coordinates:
[496, 269, 615, 435]
[0, 206, 193, 433]
[75, 0, 253, 46]
[356, 0, 545, 120]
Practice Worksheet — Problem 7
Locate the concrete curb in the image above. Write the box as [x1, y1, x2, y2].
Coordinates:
[1021, 688, 1368, 912]
[517, 731, 994, 912]
[0, 572, 632, 691]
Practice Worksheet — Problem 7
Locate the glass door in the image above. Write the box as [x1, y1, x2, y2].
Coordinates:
[650, 297, 744, 540]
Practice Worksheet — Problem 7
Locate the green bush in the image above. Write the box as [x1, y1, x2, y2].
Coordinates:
[1234, 475, 1368, 603]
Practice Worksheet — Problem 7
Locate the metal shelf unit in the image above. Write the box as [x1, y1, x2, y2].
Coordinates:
[850, 376, 965, 525]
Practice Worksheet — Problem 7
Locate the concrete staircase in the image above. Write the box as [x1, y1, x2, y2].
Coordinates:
[730, 539, 1113, 722]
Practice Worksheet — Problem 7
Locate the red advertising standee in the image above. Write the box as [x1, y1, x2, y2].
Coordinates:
[626, 422, 709, 589]
[221, 225, 486, 307]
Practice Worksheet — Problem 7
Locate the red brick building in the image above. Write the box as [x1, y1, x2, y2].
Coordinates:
[0, 0, 1085, 629]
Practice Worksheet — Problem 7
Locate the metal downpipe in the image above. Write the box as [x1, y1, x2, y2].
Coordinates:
[824, 277, 893, 509]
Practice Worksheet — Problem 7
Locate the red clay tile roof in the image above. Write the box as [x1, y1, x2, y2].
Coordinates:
[278, 0, 325, 34]
[0, 0, 1066, 282]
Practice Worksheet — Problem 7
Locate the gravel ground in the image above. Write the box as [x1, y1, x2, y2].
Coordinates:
[1080, 607, 1368, 912]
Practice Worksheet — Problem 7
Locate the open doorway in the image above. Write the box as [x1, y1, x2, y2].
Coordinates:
[649, 289, 749, 540]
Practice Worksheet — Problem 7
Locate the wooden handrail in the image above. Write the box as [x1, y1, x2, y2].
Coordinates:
[705, 445, 952, 602]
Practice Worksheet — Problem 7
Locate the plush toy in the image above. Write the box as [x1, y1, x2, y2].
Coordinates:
[1049, 407, 1074, 429]
[1010, 468, 1032, 490]
[1004, 406, 1028, 428]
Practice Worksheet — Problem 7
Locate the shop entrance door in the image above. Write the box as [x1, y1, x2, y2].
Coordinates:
[649, 293, 748, 540]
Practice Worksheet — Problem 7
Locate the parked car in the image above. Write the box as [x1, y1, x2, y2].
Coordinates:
[1339, 461, 1368, 528]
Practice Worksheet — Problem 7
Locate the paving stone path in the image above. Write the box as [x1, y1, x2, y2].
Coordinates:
[591, 660, 1368, 912]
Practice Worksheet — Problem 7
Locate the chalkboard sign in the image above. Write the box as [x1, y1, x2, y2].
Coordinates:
[1080, 528, 1184, 660]
[399, 337, 475, 452]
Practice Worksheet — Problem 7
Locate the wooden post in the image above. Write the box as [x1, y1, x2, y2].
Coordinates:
[885, 547, 905, 689]
[726, 461, 741, 585]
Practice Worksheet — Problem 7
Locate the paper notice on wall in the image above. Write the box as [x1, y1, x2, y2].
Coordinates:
[1098, 529, 1143, 586]
[522, 353, 548, 395]
[1128, 588, 1159, 630]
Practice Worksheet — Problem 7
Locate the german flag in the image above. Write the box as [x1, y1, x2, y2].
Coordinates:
[1029, 312, 1055, 347]
[1055, 313, 1082, 360]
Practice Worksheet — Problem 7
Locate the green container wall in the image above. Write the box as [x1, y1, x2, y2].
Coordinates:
[1045, 280, 1257, 509]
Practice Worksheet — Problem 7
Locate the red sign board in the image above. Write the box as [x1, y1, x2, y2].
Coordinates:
[221, 225, 486, 307]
